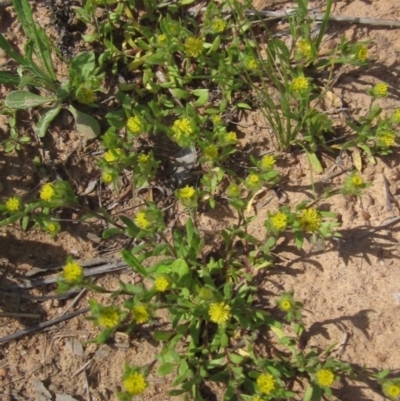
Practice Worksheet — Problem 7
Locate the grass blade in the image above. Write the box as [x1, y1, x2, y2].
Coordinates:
[12, 0, 56, 81]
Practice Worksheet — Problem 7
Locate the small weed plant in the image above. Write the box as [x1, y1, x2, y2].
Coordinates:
[1, 0, 400, 400]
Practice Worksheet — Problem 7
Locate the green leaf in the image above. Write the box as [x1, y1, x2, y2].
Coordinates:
[307, 151, 323, 173]
[236, 102, 252, 110]
[0, 71, 20, 86]
[153, 330, 174, 341]
[12, 0, 55, 80]
[0, 34, 26, 66]
[102, 227, 121, 239]
[157, 362, 175, 376]
[121, 249, 149, 277]
[5, 91, 57, 109]
[70, 51, 96, 80]
[192, 89, 209, 107]
[171, 258, 189, 278]
[35, 102, 62, 137]
[68, 105, 100, 140]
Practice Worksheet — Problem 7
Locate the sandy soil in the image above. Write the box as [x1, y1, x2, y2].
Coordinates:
[1, 0, 400, 400]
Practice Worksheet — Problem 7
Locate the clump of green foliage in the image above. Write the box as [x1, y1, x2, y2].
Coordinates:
[1, 0, 400, 400]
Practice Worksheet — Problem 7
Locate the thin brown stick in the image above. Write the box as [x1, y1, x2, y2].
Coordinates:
[0, 307, 90, 344]
[357, 216, 400, 239]
[244, 9, 400, 28]
[0, 312, 41, 319]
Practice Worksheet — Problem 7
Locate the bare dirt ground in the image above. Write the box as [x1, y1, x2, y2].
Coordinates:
[1, 0, 400, 400]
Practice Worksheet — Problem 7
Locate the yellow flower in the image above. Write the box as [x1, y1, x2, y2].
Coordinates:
[138, 153, 150, 163]
[47, 223, 58, 233]
[279, 299, 292, 311]
[154, 276, 170, 292]
[76, 86, 96, 104]
[383, 382, 400, 399]
[225, 131, 237, 144]
[104, 149, 121, 163]
[171, 118, 193, 144]
[260, 155, 276, 170]
[63, 260, 84, 284]
[98, 306, 120, 328]
[212, 19, 227, 33]
[298, 208, 321, 233]
[257, 373, 276, 394]
[391, 109, 400, 124]
[291, 76, 309, 92]
[379, 132, 396, 147]
[184, 37, 204, 58]
[132, 305, 150, 324]
[271, 212, 287, 231]
[315, 369, 335, 387]
[246, 174, 262, 190]
[297, 39, 312, 58]
[40, 183, 55, 202]
[357, 45, 368, 61]
[135, 211, 150, 230]
[351, 175, 364, 186]
[226, 183, 241, 198]
[123, 371, 148, 395]
[102, 172, 113, 183]
[178, 185, 196, 199]
[127, 116, 142, 135]
[157, 34, 166, 43]
[5, 196, 21, 212]
[209, 302, 231, 324]
[212, 115, 222, 125]
[204, 145, 218, 160]
[245, 58, 258, 70]
[372, 82, 388, 98]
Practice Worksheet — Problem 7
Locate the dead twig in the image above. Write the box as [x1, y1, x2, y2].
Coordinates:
[0, 312, 41, 319]
[3, 260, 129, 290]
[0, 307, 90, 344]
[245, 9, 400, 28]
[356, 216, 400, 239]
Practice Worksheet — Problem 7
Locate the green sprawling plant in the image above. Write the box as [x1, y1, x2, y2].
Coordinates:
[0, 0, 103, 138]
[1, 0, 400, 400]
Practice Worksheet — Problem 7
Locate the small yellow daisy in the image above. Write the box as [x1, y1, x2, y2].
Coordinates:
[135, 211, 150, 230]
[357, 45, 368, 62]
[315, 369, 335, 388]
[291, 76, 309, 93]
[123, 371, 148, 395]
[271, 212, 288, 231]
[208, 302, 231, 324]
[178, 185, 196, 199]
[154, 276, 170, 292]
[260, 155, 276, 170]
[212, 19, 227, 33]
[351, 175, 364, 186]
[104, 149, 121, 163]
[5, 196, 21, 212]
[372, 82, 388, 98]
[297, 39, 312, 58]
[204, 145, 218, 160]
[98, 306, 120, 328]
[40, 183, 55, 202]
[298, 208, 321, 233]
[63, 260, 84, 284]
[132, 305, 150, 324]
[383, 382, 400, 399]
[379, 132, 396, 147]
[102, 172, 113, 183]
[184, 37, 204, 58]
[257, 373, 276, 394]
[127, 116, 142, 135]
